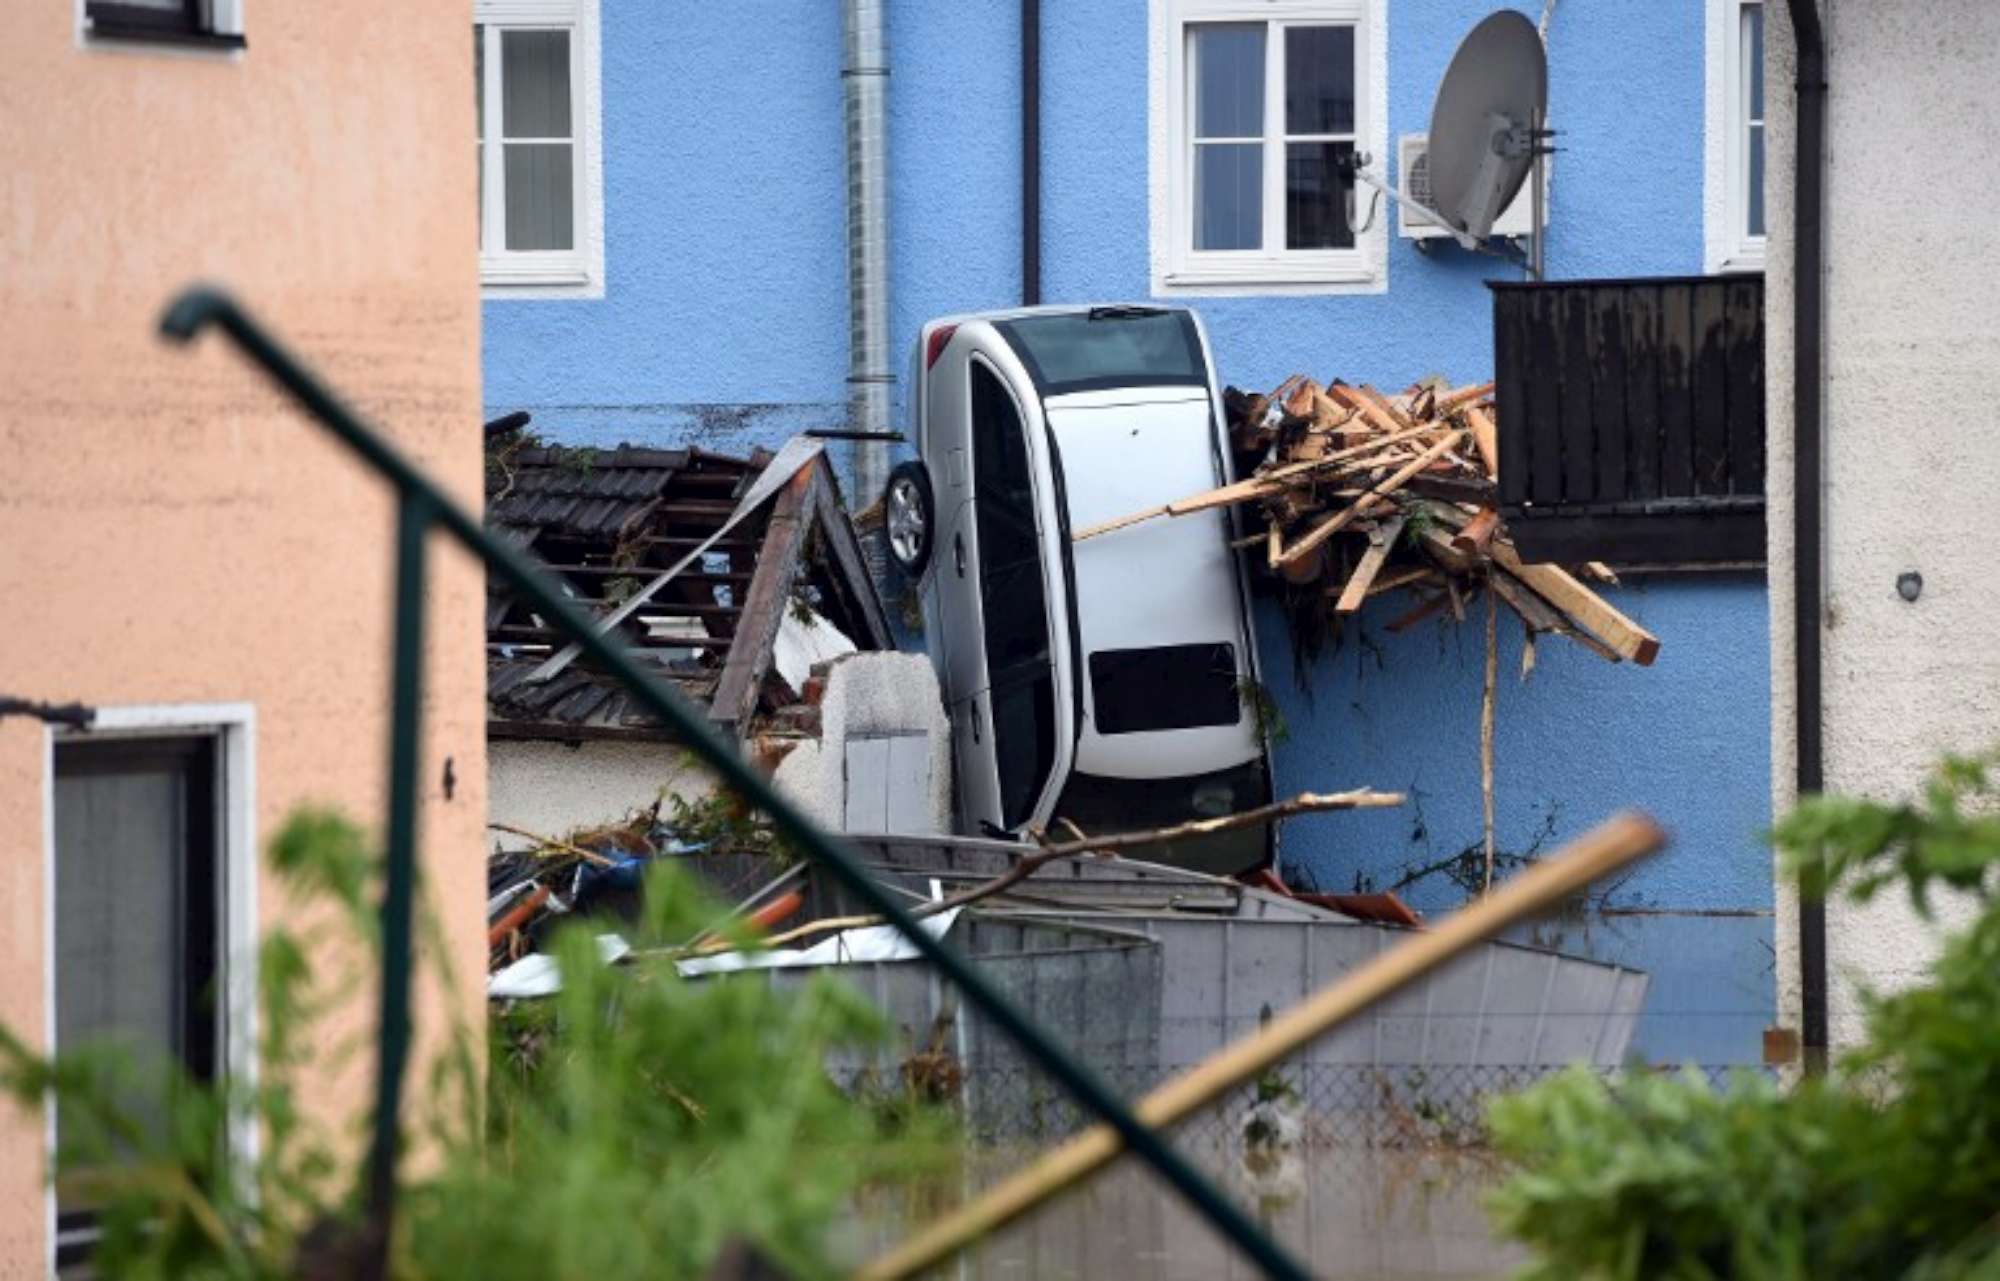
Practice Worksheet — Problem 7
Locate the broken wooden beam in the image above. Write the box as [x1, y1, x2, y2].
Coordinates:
[1490, 540, 1662, 665]
[1333, 515, 1406, 613]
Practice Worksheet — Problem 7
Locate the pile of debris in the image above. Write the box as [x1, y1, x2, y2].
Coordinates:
[1078, 376, 1659, 667]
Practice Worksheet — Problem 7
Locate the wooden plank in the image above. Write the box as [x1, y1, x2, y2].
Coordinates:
[1437, 381, 1495, 414]
[1333, 515, 1405, 613]
[809, 465, 895, 650]
[1488, 569, 1564, 632]
[1592, 285, 1629, 501]
[1327, 382, 1407, 438]
[1658, 282, 1696, 498]
[1725, 276, 1765, 497]
[1560, 286, 1596, 503]
[1464, 405, 1500, 481]
[1416, 526, 1478, 575]
[1493, 288, 1533, 506]
[1362, 565, 1439, 598]
[711, 467, 819, 732]
[1527, 289, 1566, 505]
[1450, 508, 1500, 557]
[1355, 384, 1416, 431]
[1490, 539, 1661, 665]
[1691, 281, 1730, 496]
[1276, 431, 1465, 568]
[1625, 284, 1663, 501]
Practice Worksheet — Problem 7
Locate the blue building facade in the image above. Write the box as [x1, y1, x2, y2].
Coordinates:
[481, 0, 1771, 1063]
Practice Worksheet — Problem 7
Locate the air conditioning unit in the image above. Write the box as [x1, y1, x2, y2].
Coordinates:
[1397, 132, 1538, 241]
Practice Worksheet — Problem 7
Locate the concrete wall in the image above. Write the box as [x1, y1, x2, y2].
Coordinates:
[488, 739, 709, 841]
[771, 652, 953, 834]
[485, 2, 1773, 1062]
[0, 4, 484, 1267]
[1765, 1, 2000, 1050]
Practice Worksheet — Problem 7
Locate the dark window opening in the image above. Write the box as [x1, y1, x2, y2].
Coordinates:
[1089, 643, 1241, 735]
[997, 309, 1207, 396]
[971, 360, 1057, 827]
[53, 735, 221, 1269]
[86, 1, 243, 48]
[991, 671, 1057, 830]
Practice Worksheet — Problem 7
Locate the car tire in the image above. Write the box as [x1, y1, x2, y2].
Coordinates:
[883, 460, 936, 580]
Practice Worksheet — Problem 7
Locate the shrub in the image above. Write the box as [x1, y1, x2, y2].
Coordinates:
[1486, 753, 2000, 1280]
[3, 809, 953, 1279]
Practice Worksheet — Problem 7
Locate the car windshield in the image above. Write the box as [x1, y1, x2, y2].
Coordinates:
[1052, 759, 1270, 875]
[996, 308, 1208, 395]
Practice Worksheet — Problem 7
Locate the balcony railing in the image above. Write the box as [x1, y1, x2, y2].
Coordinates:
[1492, 274, 1765, 565]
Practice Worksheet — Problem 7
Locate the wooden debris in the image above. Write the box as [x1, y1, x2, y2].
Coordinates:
[1075, 372, 1662, 670]
[1334, 515, 1406, 613]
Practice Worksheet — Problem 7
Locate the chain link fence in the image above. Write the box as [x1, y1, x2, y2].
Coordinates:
[843, 1061, 1776, 1150]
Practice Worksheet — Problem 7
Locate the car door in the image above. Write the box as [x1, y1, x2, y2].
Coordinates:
[923, 335, 985, 711]
[963, 354, 1062, 835]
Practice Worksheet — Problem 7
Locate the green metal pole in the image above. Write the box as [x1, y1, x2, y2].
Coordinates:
[160, 287, 1310, 1281]
[363, 489, 433, 1272]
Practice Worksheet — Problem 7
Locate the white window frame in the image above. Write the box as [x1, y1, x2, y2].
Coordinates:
[74, 0, 245, 55]
[477, 0, 605, 298]
[42, 702, 258, 1275]
[1704, 0, 1766, 274]
[1149, 0, 1387, 296]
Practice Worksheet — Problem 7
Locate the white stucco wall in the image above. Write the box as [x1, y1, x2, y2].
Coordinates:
[772, 652, 952, 834]
[1766, 1, 2000, 1049]
[488, 739, 710, 842]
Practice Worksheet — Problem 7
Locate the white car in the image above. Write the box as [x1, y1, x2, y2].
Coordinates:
[882, 304, 1272, 873]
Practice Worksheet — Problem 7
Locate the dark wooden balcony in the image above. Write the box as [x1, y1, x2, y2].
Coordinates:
[1491, 274, 1765, 565]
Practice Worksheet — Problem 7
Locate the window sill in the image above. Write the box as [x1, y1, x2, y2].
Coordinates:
[86, 20, 245, 49]
[480, 255, 596, 297]
[1714, 237, 1765, 276]
[1156, 264, 1384, 297]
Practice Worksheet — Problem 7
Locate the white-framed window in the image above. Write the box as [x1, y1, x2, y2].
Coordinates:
[1149, 0, 1387, 296]
[1705, 0, 1765, 273]
[79, 0, 245, 50]
[43, 703, 257, 1274]
[477, 0, 604, 297]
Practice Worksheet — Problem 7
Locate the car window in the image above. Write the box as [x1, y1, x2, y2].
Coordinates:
[970, 359, 1057, 827]
[1088, 643, 1241, 734]
[996, 308, 1208, 395]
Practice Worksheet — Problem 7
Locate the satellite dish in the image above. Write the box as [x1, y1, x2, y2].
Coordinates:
[1426, 10, 1547, 241]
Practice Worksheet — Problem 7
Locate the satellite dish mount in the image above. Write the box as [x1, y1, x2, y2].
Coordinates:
[1343, 10, 1553, 275]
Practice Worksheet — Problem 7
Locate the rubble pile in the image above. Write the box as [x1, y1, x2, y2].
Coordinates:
[1079, 375, 1659, 666]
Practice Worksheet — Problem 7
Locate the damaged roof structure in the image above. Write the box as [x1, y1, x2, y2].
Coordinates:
[485, 430, 893, 744]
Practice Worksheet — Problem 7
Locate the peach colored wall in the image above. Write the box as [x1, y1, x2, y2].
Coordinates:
[0, 2, 483, 1270]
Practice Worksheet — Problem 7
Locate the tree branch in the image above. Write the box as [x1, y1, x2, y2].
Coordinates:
[675, 789, 1404, 955]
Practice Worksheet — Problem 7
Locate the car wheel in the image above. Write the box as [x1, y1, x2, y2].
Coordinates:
[884, 460, 935, 579]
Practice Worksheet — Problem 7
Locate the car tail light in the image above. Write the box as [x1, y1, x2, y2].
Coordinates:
[924, 324, 959, 370]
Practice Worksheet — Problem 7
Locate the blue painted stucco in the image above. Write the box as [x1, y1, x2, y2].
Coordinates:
[484, 1, 1772, 1063]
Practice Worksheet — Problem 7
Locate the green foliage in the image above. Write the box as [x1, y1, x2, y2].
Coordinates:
[4, 809, 953, 1279]
[1237, 676, 1290, 746]
[1487, 752, 2000, 1280]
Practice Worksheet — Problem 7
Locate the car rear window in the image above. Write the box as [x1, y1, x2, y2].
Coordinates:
[996, 308, 1208, 395]
[1088, 643, 1240, 734]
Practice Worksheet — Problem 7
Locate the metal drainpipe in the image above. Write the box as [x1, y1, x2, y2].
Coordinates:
[843, 0, 893, 504]
[1786, 0, 1829, 1074]
[1022, 0, 1041, 306]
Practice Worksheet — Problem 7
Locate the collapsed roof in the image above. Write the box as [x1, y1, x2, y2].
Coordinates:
[484, 429, 892, 743]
